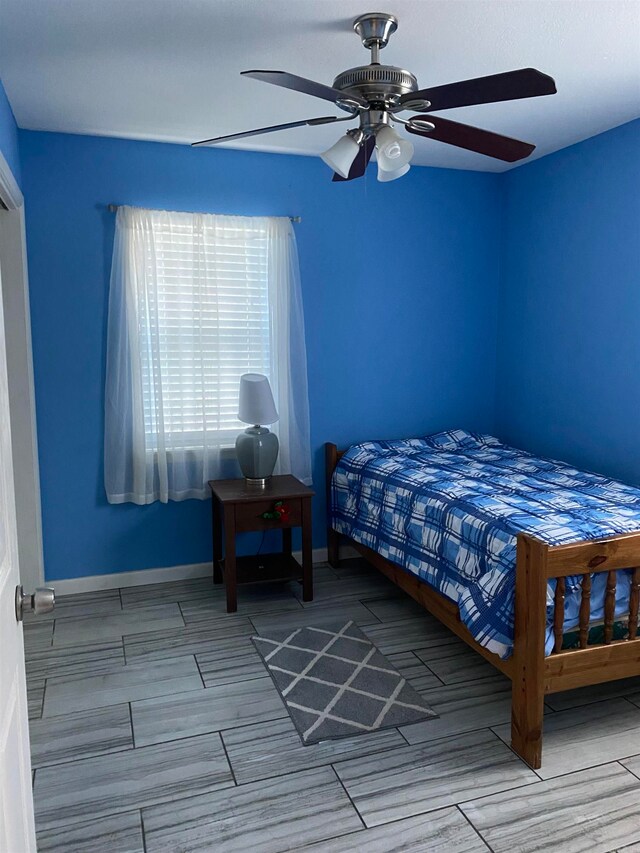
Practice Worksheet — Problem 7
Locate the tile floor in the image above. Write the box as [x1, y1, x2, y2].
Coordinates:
[25, 559, 640, 853]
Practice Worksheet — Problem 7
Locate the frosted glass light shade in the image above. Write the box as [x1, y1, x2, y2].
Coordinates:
[238, 373, 279, 425]
[376, 125, 414, 172]
[320, 134, 360, 178]
[377, 162, 410, 182]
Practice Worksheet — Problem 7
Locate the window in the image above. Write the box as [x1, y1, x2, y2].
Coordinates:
[105, 207, 311, 504]
[138, 215, 272, 449]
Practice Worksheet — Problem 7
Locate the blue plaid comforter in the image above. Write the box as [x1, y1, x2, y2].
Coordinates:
[331, 430, 640, 658]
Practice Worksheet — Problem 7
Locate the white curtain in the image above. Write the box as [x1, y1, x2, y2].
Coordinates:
[104, 206, 311, 504]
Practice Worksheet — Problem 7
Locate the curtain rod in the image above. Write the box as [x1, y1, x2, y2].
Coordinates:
[106, 204, 301, 223]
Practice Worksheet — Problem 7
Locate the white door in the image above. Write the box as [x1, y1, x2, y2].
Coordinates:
[0, 252, 36, 851]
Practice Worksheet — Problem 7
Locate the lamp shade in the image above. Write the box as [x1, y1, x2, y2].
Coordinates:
[377, 162, 410, 182]
[238, 373, 279, 425]
[320, 133, 360, 179]
[375, 125, 414, 172]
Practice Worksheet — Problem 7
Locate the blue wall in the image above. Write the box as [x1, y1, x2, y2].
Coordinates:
[0, 79, 21, 186]
[496, 119, 640, 484]
[19, 130, 502, 581]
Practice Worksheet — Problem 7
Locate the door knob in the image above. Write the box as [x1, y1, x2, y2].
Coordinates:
[15, 585, 55, 621]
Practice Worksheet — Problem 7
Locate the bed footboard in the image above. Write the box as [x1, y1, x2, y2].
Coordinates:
[513, 531, 640, 768]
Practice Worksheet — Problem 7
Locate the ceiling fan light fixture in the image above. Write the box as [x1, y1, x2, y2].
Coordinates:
[377, 162, 410, 182]
[375, 124, 414, 171]
[320, 130, 362, 178]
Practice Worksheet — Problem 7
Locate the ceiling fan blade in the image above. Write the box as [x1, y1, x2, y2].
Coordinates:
[402, 68, 556, 112]
[192, 115, 345, 147]
[406, 115, 535, 162]
[332, 136, 376, 182]
[242, 70, 367, 108]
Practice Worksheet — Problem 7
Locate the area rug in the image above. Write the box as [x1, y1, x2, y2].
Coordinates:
[252, 620, 438, 745]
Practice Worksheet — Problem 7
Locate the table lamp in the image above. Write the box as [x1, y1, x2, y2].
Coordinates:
[235, 373, 279, 486]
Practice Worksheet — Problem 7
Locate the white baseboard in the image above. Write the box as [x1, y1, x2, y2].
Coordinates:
[49, 545, 361, 596]
[51, 561, 212, 595]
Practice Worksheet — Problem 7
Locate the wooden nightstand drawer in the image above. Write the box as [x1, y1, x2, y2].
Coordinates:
[233, 497, 302, 532]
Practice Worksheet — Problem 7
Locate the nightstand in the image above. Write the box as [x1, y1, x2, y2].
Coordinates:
[209, 475, 315, 613]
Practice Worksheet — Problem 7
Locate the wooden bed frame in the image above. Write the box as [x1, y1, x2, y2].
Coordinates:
[325, 442, 640, 769]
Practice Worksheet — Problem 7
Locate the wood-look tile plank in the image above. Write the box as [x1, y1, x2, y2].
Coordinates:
[251, 601, 380, 634]
[303, 564, 340, 582]
[612, 685, 640, 712]
[334, 728, 537, 827]
[543, 677, 640, 712]
[36, 811, 145, 853]
[620, 747, 640, 779]
[461, 763, 640, 853]
[296, 806, 490, 852]
[27, 679, 45, 720]
[124, 618, 255, 662]
[196, 643, 266, 688]
[131, 677, 286, 747]
[492, 697, 640, 779]
[25, 640, 125, 682]
[23, 620, 53, 651]
[180, 585, 302, 621]
[622, 749, 640, 778]
[43, 655, 202, 716]
[415, 638, 498, 685]
[362, 617, 458, 655]
[120, 577, 215, 607]
[362, 596, 430, 623]
[400, 675, 512, 743]
[386, 651, 442, 694]
[30, 704, 132, 768]
[222, 716, 405, 784]
[24, 589, 123, 623]
[52, 604, 184, 647]
[33, 732, 233, 830]
[291, 576, 400, 607]
[54, 589, 123, 619]
[142, 766, 362, 853]
[330, 558, 379, 579]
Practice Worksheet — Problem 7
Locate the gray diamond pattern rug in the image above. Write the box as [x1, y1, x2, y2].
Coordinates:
[252, 620, 438, 744]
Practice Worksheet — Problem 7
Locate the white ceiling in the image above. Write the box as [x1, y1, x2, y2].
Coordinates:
[1, 0, 639, 172]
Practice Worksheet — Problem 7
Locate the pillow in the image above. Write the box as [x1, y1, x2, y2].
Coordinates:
[424, 429, 502, 451]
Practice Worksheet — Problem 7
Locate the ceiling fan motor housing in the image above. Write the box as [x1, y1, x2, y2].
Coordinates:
[332, 65, 418, 108]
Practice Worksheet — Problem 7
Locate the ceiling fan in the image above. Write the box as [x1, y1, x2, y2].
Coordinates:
[193, 12, 557, 182]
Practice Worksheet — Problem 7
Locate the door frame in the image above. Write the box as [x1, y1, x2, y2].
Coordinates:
[0, 149, 44, 592]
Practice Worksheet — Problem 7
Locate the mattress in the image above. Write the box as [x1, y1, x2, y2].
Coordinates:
[330, 430, 640, 658]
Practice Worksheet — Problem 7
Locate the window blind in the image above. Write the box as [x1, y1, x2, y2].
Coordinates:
[137, 215, 273, 449]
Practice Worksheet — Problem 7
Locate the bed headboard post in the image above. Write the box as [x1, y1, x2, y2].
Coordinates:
[325, 443, 341, 567]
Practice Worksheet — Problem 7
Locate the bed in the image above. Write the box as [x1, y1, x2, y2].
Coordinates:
[325, 430, 640, 769]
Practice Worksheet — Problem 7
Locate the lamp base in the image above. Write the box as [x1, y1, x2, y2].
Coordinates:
[236, 426, 279, 482]
[244, 476, 272, 488]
